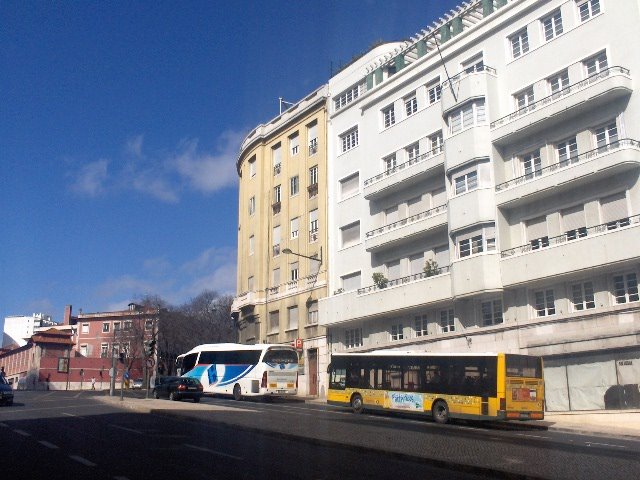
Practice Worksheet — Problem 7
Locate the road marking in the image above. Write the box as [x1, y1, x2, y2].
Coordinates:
[13, 429, 31, 436]
[39, 440, 59, 449]
[63, 412, 80, 418]
[110, 424, 143, 435]
[69, 455, 96, 467]
[515, 433, 550, 439]
[184, 444, 243, 460]
[585, 442, 627, 449]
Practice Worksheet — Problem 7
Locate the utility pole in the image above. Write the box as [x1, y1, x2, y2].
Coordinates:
[109, 346, 116, 396]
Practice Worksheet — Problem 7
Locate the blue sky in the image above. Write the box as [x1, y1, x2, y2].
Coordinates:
[0, 0, 459, 329]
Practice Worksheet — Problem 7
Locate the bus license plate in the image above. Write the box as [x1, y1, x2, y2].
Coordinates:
[276, 389, 286, 393]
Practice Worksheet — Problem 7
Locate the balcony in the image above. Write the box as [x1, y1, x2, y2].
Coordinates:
[232, 290, 260, 313]
[319, 269, 452, 326]
[308, 183, 318, 198]
[364, 204, 447, 252]
[273, 163, 281, 176]
[450, 253, 502, 298]
[441, 65, 497, 117]
[448, 188, 496, 233]
[501, 215, 640, 286]
[491, 66, 632, 146]
[363, 148, 444, 200]
[445, 125, 491, 173]
[267, 273, 326, 301]
[272, 201, 281, 215]
[309, 140, 318, 156]
[495, 139, 640, 208]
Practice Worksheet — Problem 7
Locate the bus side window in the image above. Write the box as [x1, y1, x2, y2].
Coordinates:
[330, 368, 346, 390]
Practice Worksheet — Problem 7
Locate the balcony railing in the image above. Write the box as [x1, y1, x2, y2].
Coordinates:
[272, 201, 281, 214]
[357, 266, 451, 295]
[308, 183, 318, 198]
[309, 141, 318, 156]
[441, 65, 497, 87]
[273, 163, 281, 175]
[495, 139, 640, 191]
[501, 214, 639, 258]
[267, 272, 322, 296]
[273, 244, 280, 256]
[309, 230, 319, 242]
[364, 147, 444, 187]
[365, 204, 447, 238]
[490, 66, 630, 129]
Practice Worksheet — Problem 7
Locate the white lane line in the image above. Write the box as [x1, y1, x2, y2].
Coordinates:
[585, 442, 628, 449]
[184, 444, 243, 460]
[515, 433, 550, 439]
[62, 412, 80, 418]
[110, 424, 143, 435]
[69, 455, 96, 467]
[13, 429, 31, 436]
[39, 440, 59, 449]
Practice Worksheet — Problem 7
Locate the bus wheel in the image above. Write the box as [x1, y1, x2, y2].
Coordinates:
[233, 383, 242, 401]
[351, 394, 364, 414]
[432, 400, 449, 424]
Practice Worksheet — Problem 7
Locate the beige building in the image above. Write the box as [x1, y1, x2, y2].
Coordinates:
[232, 86, 329, 397]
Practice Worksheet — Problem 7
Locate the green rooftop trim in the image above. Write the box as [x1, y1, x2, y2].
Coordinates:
[374, 67, 383, 85]
[440, 23, 452, 43]
[496, 0, 507, 7]
[395, 54, 406, 72]
[482, 0, 494, 16]
[452, 17, 463, 36]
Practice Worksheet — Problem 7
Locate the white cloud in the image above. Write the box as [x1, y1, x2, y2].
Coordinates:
[69, 159, 109, 196]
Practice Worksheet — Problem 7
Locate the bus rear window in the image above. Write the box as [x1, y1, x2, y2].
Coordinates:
[263, 349, 298, 364]
[506, 355, 542, 378]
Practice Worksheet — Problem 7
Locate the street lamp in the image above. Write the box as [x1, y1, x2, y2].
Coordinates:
[282, 247, 322, 266]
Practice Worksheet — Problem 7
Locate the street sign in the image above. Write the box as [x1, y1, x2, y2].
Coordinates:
[294, 338, 303, 350]
[124, 371, 130, 380]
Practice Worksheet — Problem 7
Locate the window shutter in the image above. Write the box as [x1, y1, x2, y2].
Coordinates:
[526, 216, 548, 240]
[435, 245, 450, 267]
[409, 253, 424, 275]
[307, 123, 317, 143]
[341, 222, 360, 248]
[386, 259, 402, 280]
[273, 225, 281, 245]
[342, 272, 361, 291]
[561, 204, 585, 231]
[385, 206, 399, 224]
[601, 192, 627, 223]
[431, 187, 447, 207]
[340, 173, 359, 198]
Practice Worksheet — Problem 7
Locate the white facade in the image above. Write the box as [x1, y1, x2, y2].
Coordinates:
[3, 313, 57, 347]
[320, 0, 640, 411]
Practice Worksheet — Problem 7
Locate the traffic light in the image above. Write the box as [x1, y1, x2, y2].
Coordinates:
[118, 352, 125, 364]
[145, 339, 156, 357]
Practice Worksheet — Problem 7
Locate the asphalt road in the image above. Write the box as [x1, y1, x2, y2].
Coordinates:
[1, 391, 639, 480]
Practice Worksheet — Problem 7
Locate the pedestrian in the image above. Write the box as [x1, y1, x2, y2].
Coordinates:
[46, 374, 50, 390]
[91, 376, 96, 390]
[0, 366, 6, 378]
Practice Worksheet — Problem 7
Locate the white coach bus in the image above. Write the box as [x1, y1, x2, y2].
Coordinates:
[176, 343, 299, 400]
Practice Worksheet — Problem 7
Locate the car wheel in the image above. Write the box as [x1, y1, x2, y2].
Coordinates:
[169, 391, 179, 401]
[351, 393, 364, 414]
[233, 383, 242, 401]
[193, 396, 200, 403]
[432, 400, 450, 424]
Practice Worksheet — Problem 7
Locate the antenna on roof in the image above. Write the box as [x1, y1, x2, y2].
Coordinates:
[279, 97, 295, 115]
[430, 30, 457, 103]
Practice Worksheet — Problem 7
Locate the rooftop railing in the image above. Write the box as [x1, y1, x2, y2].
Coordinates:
[363, 146, 444, 187]
[495, 139, 640, 191]
[490, 66, 630, 129]
[365, 204, 447, 239]
[441, 65, 497, 87]
[357, 266, 451, 295]
[500, 214, 639, 258]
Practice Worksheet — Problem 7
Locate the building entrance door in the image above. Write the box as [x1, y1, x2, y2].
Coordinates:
[308, 348, 318, 396]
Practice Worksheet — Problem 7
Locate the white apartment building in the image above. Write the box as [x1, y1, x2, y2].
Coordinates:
[319, 0, 640, 411]
[3, 313, 57, 347]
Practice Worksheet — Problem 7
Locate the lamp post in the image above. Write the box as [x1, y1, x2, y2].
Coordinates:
[282, 247, 322, 266]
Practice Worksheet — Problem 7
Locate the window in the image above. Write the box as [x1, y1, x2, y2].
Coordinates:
[309, 165, 318, 186]
[272, 267, 280, 286]
[386, 258, 401, 280]
[102, 322, 110, 333]
[272, 225, 281, 256]
[249, 235, 255, 255]
[287, 306, 299, 330]
[340, 127, 358, 153]
[340, 172, 359, 199]
[510, 28, 529, 59]
[335, 83, 365, 110]
[100, 343, 109, 358]
[341, 271, 361, 292]
[595, 122, 618, 151]
[124, 320, 132, 330]
[427, 78, 441, 104]
[406, 143, 419, 162]
[308, 121, 318, 155]
[290, 261, 299, 282]
[521, 150, 542, 179]
[449, 100, 485, 134]
[405, 95, 418, 116]
[345, 328, 362, 349]
[454, 170, 478, 195]
[269, 310, 280, 333]
[248, 156, 256, 177]
[549, 70, 569, 94]
[272, 143, 282, 175]
[557, 137, 578, 167]
[459, 235, 482, 258]
[340, 221, 360, 248]
[144, 319, 153, 330]
[248, 196, 256, 215]
[534, 289, 556, 316]
[385, 205, 399, 225]
[440, 309, 455, 333]
[273, 185, 281, 209]
[290, 175, 299, 196]
[114, 321, 121, 331]
[515, 86, 534, 111]
[572, 282, 595, 311]
[429, 131, 443, 154]
[600, 192, 629, 229]
[613, 273, 639, 304]
[457, 225, 495, 258]
[289, 133, 299, 156]
[382, 104, 396, 128]
[482, 300, 503, 326]
[462, 53, 484, 74]
[390, 324, 404, 341]
[542, 10, 563, 41]
[81, 323, 89, 334]
[415, 315, 428, 337]
[307, 301, 318, 325]
[80, 344, 88, 356]
[290, 218, 299, 239]
[562, 204, 587, 240]
[309, 209, 318, 241]
[578, 0, 600, 22]
[383, 154, 397, 171]
[526, 216, 549, 250]
[584, 51, 608, 76]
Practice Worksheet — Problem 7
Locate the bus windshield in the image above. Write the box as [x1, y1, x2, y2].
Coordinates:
[506, 354, 543, 378]
[263, 348, 299, 364]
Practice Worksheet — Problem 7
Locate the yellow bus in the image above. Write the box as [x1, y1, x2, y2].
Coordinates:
[327, 352, 544, 423]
